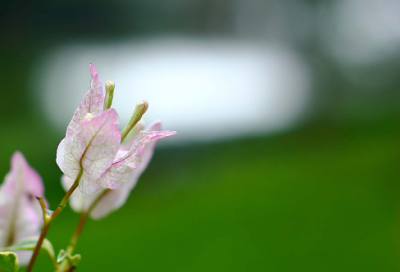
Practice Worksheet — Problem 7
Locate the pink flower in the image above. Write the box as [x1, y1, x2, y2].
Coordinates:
[0, 152, 47, 265]
[61, 121, 163, 219]
[56, 64, 176, 196]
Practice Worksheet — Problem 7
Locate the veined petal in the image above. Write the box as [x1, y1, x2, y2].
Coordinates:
[55, 135, 85, 183]
[96, 130, 176, 190]
[66, 64, 104, 137]
[80, 109, 121, 180]
[0, 152, 46, 265]
[125, 121, 162, 191]
[56, 109, 121, 196]
[61, 175, 102, 213]
[80, 110, 121, 195]
[90, 121, 163, 219]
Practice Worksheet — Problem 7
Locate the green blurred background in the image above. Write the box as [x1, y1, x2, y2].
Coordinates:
[0, 0, 399, 271]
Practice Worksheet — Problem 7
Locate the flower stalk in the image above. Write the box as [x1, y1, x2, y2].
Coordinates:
[25, 169, 83, 272]
[58, 189, 110, 271]
[67, 189, 110, 255]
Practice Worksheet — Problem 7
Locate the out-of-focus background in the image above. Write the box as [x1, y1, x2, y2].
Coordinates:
[0, 0, 399, 271]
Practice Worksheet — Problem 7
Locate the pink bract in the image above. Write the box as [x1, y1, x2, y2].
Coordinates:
[0, 152, 47, 265]
[56, 64, 176, 196]
[62, 121, 165, 219]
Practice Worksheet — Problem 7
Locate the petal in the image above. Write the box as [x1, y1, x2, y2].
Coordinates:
[126, 121, 162, 189]
[0, 152, 45, 264]
[57, 109, 121, 196]
[57, 109, 121, 186]
[12, 197, 42, 265]
[96, 130, 176, 190]
[66, 64, 104, 137]
[56, 129, 88, 182]
[11, 152, 45, 198]
[79, 110, 121, 196]
[90, 121, 163, 219]
[61, 175, 102, 212]
[89, 188, 130, 220]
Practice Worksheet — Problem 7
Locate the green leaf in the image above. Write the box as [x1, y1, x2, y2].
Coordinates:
[57, 250, 81, 266]
[0, 236, 55, 262]
[0, 252, 19, 272]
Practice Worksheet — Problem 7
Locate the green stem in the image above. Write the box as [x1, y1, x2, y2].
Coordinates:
[25, 222, 51, 272]
[59, 189, 110, 271]
[25, 169, 83, 272]
[65, 212, 87, 255]
[66, 189, 110, 255]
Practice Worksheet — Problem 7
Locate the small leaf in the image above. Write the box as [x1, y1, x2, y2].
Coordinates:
[57, 250, 81, 266]
[0, 236, 55, 262]
[0, 252, 19, 272]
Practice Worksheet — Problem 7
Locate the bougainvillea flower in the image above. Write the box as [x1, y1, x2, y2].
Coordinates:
[56, 64, 176, 196]
[61, 121, 163, 219]
[0, 152, 47, 264]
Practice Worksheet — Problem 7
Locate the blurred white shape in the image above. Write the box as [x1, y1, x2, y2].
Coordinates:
[33, 38, 311, 144]
[320, 0, 400, 65]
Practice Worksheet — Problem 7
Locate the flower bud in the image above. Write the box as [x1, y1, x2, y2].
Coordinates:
[103, 80, 115, 110]
[120, 100, 148, 142]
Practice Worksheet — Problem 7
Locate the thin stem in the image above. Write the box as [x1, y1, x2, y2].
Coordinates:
[25, 169, 83, 272]
[66, 189, 110, 255]
[65, 212, 87, 255]
[25, 222, 51, 272]
[36, 197, 48, 223]
[59, 170, 83, 210]
[59, 189, 110, 271]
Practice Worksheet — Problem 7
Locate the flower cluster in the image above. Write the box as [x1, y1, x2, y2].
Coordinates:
[56, 64, 176, 197]
[61, 120, 165, 219]
[0, 64, 176, 272]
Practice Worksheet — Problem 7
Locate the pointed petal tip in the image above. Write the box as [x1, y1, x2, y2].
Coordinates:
[89, 63, 99, 79]
[11, 150, 23, 159]
[165, 130, 177, 136]
[12, 150, 23, 156]
[11, 150, 26, 166]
